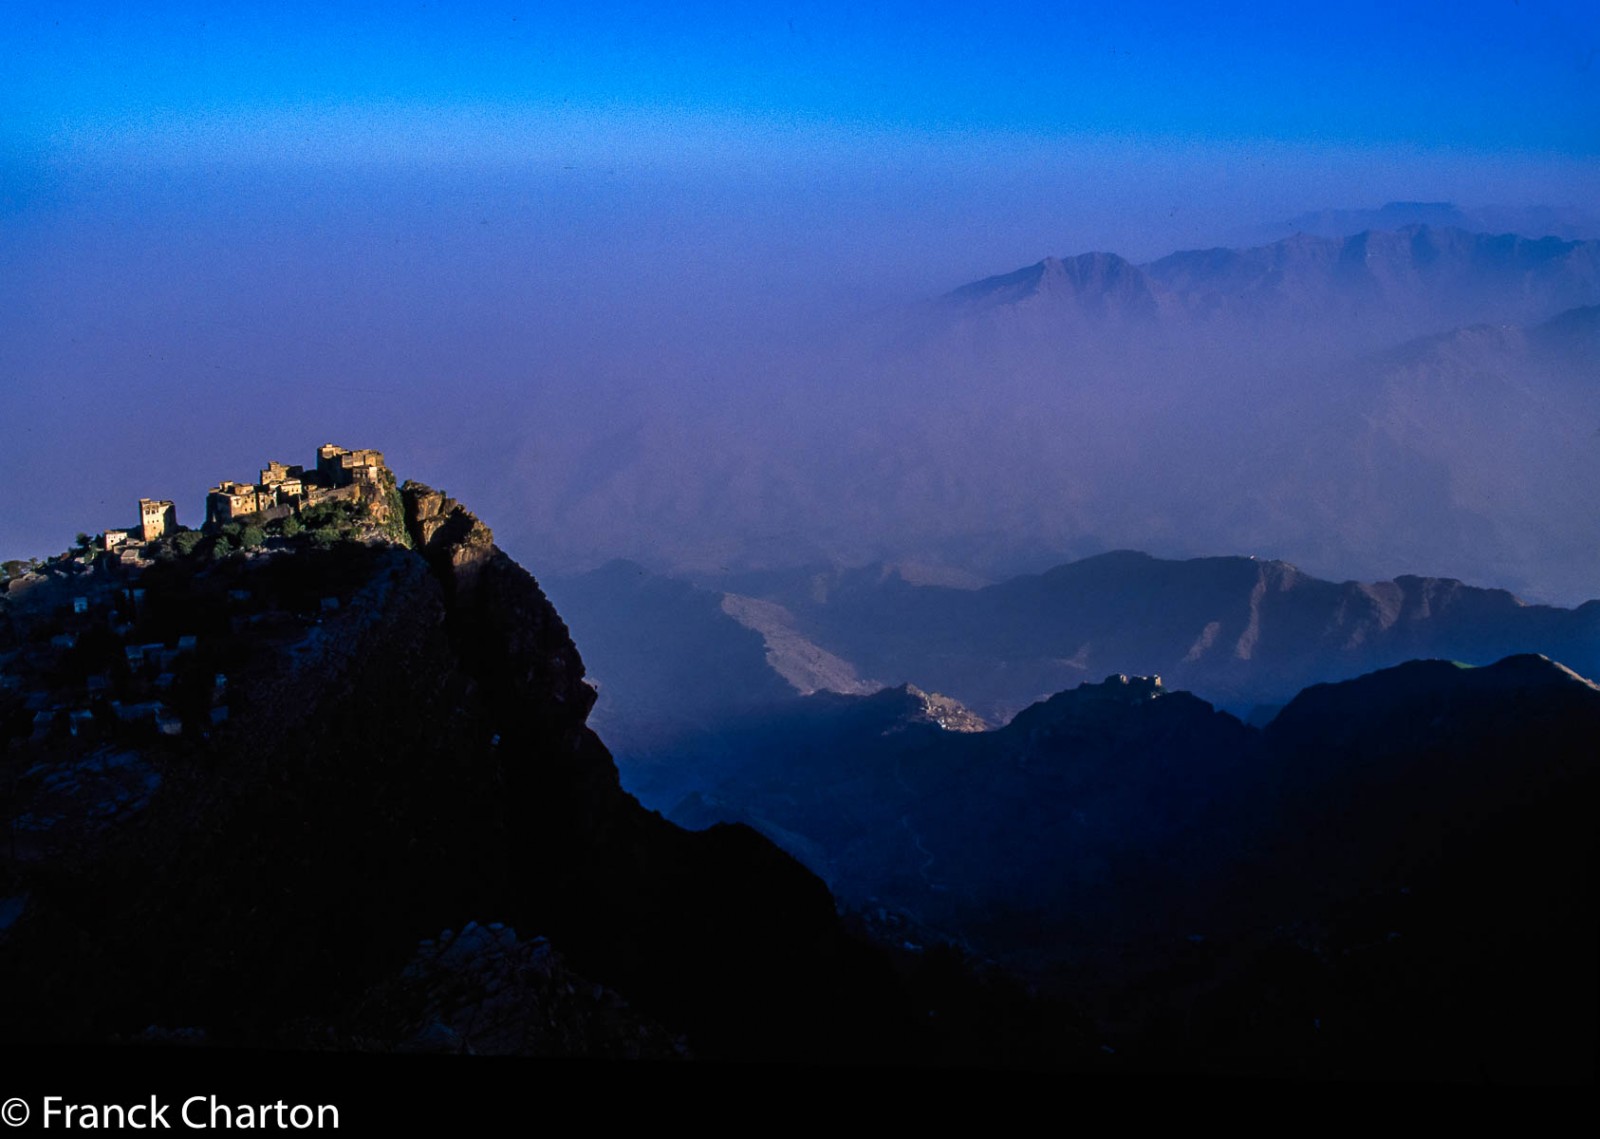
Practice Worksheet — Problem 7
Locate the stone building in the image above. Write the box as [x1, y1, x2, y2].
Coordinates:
[316, 444, 387, 489]
[198, 444, 389, 533]
[138, 499, 177, 543]
[259, 461, 306, 500]
[206, 481, 263, 528]
[102, 444, 393, 547]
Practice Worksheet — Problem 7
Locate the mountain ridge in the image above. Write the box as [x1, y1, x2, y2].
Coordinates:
[644, 653, 1598, 1081]
[549, 549, 1598, 750]
[945, 225, 1600, 335]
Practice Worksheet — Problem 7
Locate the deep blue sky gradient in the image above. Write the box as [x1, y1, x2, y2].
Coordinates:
[6, 1, 1595, 293]
[7, 1, 1597, 162]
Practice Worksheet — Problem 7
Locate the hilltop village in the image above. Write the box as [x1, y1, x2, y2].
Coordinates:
[0, 445, 401, 757]
[89, 444, 392, 563]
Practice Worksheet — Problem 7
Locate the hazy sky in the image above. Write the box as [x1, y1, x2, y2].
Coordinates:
[7, 2, 1596, 263]
[3, 1, 1597, 561]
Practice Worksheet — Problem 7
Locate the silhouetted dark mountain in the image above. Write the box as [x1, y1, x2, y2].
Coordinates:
[1, 480, 999, 1064]
[658, 656, 1599, 1081]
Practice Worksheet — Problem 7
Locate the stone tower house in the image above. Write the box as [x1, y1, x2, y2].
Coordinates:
[138, 498, 177, 543]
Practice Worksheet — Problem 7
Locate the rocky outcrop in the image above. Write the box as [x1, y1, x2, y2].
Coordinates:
[0, 479, 927, 1063]
[900, 685, 987, 733]
[403, 482, 499, 603]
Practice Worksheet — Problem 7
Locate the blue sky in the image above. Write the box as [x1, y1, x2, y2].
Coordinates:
[6, 1, 1597, 162]
[6, 1, 1595, 288]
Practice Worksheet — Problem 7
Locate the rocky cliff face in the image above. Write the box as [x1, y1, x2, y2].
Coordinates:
[0, 481, 924, 1062]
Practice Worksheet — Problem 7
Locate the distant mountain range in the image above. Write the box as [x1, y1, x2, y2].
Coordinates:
[544, 524, 1599, 1083]
[938, 225, 1600, 356]
[654, 656, 1600, 1081]
[497, 224, 1599, 605]
[547, 550, 1599, 748]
